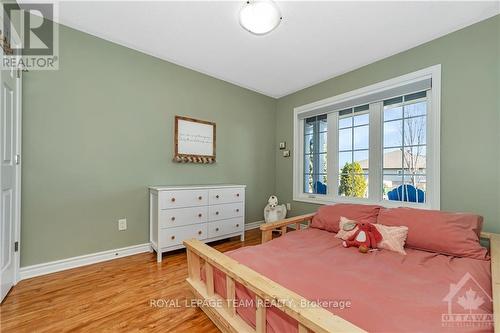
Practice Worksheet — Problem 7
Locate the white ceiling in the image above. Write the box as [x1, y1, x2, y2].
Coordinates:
[48, 1, 500, 98]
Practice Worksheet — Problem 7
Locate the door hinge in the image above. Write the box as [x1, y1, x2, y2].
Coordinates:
[14, 241, 19, 252]
[15, 154, 20, 165]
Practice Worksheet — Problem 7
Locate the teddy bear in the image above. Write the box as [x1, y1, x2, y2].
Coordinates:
[264, 195, 287, 223]
[342, 221, 382, 253]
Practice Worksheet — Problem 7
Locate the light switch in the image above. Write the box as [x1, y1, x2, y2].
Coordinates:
[118, 218, 127, 231]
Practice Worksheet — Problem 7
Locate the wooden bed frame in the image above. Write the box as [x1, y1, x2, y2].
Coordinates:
[184, 213, 500, 333]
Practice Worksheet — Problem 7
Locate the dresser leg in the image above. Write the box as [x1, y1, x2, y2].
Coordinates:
[157, 251, 162, 263]
[240, 233, 245, 242]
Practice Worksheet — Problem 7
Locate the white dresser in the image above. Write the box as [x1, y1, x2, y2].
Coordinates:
[149, 184, 246, 262]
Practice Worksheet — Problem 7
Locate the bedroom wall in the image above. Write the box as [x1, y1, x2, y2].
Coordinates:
[275, 14, 500, 233]
[21, 23, 276, 266]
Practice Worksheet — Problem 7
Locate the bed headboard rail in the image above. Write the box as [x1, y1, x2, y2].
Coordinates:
[480, 231, 500, 332]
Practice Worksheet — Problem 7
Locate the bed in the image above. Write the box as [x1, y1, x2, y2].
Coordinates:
[184, 211, 499, 333]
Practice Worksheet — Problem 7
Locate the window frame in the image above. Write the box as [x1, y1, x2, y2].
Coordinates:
[293, 65, 441, 209]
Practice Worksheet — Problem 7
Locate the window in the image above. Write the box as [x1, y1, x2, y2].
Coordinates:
[383, 91, 427, 203]
[303, 115, 327, 194]
[338, 105, 369, 199]
[293, 65, 440, 209]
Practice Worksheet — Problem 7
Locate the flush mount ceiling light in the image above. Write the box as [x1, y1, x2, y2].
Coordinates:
[239, 0, 282, 35]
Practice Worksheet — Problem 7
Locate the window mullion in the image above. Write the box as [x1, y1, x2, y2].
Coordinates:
[425, 89, 437, 208]
[297, 118, 305, 195]
[327, 112, 338, 197]
[313, 118, 320, 189]
[369, 102, 382, 201]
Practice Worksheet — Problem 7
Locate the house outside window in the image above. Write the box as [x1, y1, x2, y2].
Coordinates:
[293, 65, 440, 209]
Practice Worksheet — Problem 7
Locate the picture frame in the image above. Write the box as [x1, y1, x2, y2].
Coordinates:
[174, 116, 216, 164]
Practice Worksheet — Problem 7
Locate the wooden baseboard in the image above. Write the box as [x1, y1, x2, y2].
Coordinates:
[19, 243, 151, 280]
[244, 220, 264, 230]
[20, 221, 263, 281]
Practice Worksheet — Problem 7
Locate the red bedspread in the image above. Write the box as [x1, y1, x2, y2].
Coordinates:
[211, 228, 493, 333]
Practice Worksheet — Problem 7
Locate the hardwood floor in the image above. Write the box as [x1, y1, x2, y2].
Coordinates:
[0, 229, 262, 333]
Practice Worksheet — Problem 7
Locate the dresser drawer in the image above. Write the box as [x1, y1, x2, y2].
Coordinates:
[208, 188, 244, 205]
[208, 202, 244, 221]
[159, 206, 208, 229]
[159, 190, 208, 209]
[160, 224, 207, 248]
[208, 218, 244, 239]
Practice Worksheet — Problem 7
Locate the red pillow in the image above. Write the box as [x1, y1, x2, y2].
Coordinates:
[377, 207, 488, 260]
[311, 203, 381, 233]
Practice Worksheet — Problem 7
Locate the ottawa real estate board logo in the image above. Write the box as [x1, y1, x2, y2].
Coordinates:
[442, 272, 493, 328]
[1, 2, 59, 70]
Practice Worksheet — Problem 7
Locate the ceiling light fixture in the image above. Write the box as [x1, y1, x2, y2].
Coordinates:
[239, 0, 282, 36]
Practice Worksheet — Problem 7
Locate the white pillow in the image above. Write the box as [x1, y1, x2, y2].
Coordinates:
[374, 224, 409, 255]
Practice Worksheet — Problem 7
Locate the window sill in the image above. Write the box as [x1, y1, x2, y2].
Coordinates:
[293, 193, 435, 210]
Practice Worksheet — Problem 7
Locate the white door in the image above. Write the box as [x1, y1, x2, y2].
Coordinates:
[0, 54, 20, 302]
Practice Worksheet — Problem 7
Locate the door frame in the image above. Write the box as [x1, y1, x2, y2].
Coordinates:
[10, 28, 23, 284]
[13, 66, 22, 284]
[3, 46, 23, 286]
[0, 6, 22, 301]
[0, 58, 22, 295]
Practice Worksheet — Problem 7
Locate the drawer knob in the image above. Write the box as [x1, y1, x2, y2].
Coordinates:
[236, 224, 240, 227]
[198, 231, 202, 235]
[198, 196, 202, 200]
[236, 193, 240, 197]
[171, 235, 175, 240]
[171, 198, 176, 202]
[215, 228, 219, 232]
[171, 217, 175, 221]
[198, 213, 202, 218]
[236, 209, 240, 212]
[215, 195, 219, 199]
[215, 211, 219, 215]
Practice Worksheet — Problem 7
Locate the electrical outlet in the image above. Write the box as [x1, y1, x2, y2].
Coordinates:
[286, 203, 291, 210]
[118, 218, 127, 231]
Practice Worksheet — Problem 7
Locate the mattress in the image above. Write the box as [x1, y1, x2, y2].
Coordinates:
[209, 228, 493, 333]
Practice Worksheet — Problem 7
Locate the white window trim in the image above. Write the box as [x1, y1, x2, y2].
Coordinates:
[293, 64, 441, 209]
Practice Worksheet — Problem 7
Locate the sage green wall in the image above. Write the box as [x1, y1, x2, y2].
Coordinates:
[21, 24, 276, 266]
[275, 15, 500, 233]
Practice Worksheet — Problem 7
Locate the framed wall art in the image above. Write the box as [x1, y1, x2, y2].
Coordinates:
[174, 116, 216, 164]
